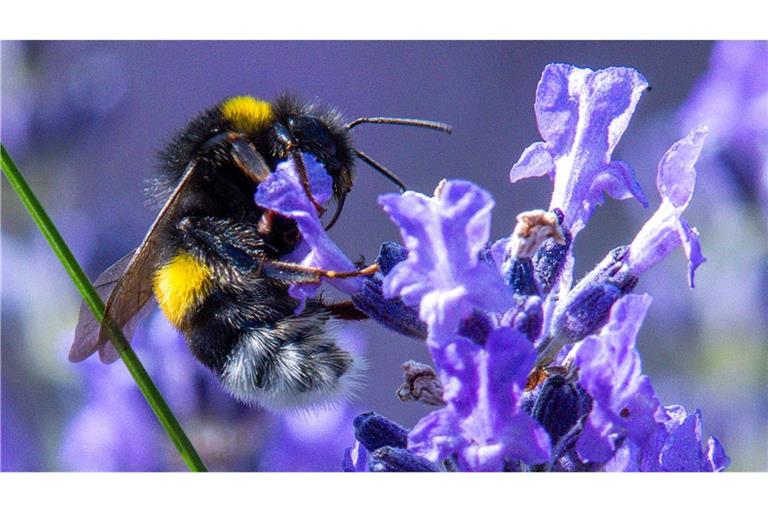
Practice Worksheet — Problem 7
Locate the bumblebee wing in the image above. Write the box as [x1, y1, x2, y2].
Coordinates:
[70, 251, 136, 362]
[69, 157, 202, 363]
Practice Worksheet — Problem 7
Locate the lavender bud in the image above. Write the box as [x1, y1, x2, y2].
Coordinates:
[532, 209, 572, 294]
[376, 241, 408, 276]
[504, 257, 540, 296]
[368, 446, 441, 472]
[531, 375, 592, 445]
[352, 275, 428, 340]
[552, 282, 623, 344]
[352, 241, 427, 339]
[353, 412, 409, 452]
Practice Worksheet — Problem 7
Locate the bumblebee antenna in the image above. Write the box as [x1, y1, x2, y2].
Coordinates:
[353, 149, 407, 193]
[345, 117, 453, 134]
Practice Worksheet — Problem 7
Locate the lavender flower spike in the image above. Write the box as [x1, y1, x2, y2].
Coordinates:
[625, 126, 708, 287]
[510, 64, 649, 236]
[254, 153, 362, 310]
[380, 179, 550, 470]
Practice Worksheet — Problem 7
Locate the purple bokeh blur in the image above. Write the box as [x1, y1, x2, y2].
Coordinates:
[3, 41, 765, 471]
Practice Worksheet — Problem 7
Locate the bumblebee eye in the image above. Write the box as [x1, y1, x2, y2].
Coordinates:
[290, 116, 336, 156]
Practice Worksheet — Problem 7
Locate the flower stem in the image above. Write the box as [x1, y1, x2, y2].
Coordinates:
[1, 144, 208, 472]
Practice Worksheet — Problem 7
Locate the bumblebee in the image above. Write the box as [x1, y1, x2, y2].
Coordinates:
[70, 95, 450, 409]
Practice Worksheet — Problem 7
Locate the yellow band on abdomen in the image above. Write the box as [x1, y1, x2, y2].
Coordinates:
[153, 251, 212, 327]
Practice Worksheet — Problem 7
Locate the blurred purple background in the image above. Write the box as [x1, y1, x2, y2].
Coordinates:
[2, 41, 766, 471]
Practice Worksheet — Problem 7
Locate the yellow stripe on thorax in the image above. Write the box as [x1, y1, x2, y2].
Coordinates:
[153, 251, 212, 327]
[220, 96, 274, 133]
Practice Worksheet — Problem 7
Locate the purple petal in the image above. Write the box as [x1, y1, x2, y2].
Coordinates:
[679, 217, 706, 288]
[409, 328, 551, 470]
[254, 154, 361, 310]
[656, 410, 705, 471]
[657, 126, 706, 209]
[626, 127, 707, 287]
[510, 64, 649, 236]
[576, 411, 621, 464]
[573, 294, 663, 463]
[341, 441, 368, 472]
[639, 406, 729, 472]
[599, 161, 649, 207]
[379, 180, 514, 337]
[602, 441, 641, 472]
[408, 406, 462, 464]
[706, 436, 730, 472]
[509, 142, 555, 182]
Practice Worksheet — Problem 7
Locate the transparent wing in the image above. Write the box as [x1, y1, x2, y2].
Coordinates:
[70, 251, 136, 362]
[69, 157, 202, 363]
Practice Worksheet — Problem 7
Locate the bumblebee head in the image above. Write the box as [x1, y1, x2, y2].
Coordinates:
[267, 95, 355, 202]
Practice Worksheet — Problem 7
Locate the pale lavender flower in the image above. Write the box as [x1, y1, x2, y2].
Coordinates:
[510, 64, 649, 238]
[378, 181, 516, 339]
[625, 127, 707, 287]
[377, 181, 551, 470]
[540, 127, 707, 363]
[572, 294, 662, 463]
[572, 295, 728, 471]
[641, 406, 730, 472]
[61, 311, 269, 471]
[59, 369, 163, 471]
[407, 327, 551, 470]
[258, 406, 358, 472]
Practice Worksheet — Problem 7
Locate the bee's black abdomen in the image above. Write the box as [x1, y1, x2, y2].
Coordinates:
[182, 289, 243, 372]
[185, 288, 360, 410]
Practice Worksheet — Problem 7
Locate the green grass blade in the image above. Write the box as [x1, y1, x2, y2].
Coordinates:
[1, 144, 208, 472]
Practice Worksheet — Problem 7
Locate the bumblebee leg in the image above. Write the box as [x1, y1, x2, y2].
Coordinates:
[290, 149, 326, 216]
[261, 260, 380, 282]
[272, 122, 327, 216]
